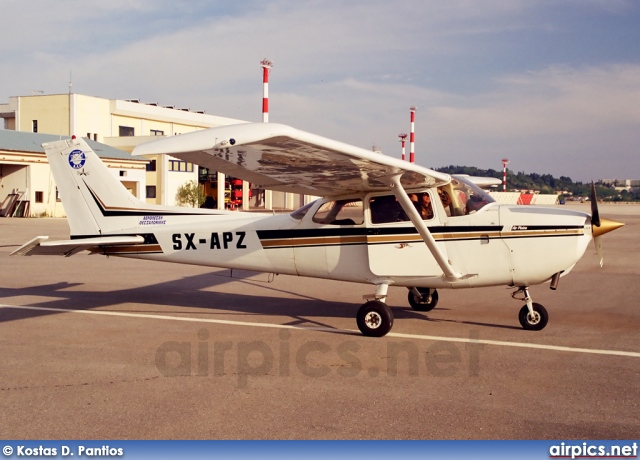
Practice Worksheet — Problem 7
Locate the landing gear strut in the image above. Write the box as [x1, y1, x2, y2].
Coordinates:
[513, 287, 548, 331]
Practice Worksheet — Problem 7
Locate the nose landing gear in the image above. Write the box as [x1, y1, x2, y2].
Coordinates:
[513, 287, 548, 331]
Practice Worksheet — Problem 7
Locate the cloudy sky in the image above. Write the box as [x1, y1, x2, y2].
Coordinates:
[2, 0, 639, 181]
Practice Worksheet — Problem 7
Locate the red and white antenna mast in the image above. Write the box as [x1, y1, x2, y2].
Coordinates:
[409, 106, 416, 163]
[398, 133, 408, 161]
[502, 158, 510, 192]
[260, 59, 273, 123]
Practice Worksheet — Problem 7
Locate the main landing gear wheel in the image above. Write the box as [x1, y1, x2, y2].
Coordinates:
[407, 288, 439, 312]
[518, 303, 548, 331]
[357, 300, 394, 337]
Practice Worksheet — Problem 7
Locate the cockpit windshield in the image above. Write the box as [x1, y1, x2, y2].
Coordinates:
[439, 175, 495, 216]
[290, 200, 317, 220]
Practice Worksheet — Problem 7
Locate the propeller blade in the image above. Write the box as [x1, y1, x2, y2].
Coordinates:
[589, 177, 624, 267]
[588, 182, 624, 267]
[589, 181, 600, 227]
[592, 219, 625, 266]
[591, 218, 625, 267]
[594, 236, 603, 268]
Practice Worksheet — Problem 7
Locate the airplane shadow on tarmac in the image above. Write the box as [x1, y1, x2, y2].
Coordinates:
[0, 270, 517, 332]
[0, 271, 362, 332]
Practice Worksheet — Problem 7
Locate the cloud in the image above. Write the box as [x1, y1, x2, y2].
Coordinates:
[2, 0, 638, 180]
[423, 64, 640, 178]
[434, 64, 640, 137]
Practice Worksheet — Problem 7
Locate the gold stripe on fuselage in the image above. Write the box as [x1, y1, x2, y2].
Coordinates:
[259, 227, 585, 249]
[500, 228, 584, 238]
[261, 235, 368, 248]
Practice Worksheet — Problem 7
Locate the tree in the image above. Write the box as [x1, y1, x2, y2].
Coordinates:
[175, 180, 205, 208]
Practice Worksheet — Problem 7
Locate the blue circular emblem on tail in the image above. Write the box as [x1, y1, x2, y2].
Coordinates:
[68, 149, 86, 169]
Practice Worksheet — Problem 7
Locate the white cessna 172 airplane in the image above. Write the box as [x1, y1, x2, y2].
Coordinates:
[12, 122, 624, 337]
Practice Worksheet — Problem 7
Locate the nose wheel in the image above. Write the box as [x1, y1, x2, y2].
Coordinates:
[518, 303, 548, 330]
[513, 287, 549, 331]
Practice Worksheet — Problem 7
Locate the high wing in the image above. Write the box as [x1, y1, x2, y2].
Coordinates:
[12, 235, 145, 257]
[132, 123, 451, 196]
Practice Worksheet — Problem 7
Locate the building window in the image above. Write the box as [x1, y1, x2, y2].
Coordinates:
[32, 120, 38, 133]
[151, 129, 164, 136]
[119, 126, 135, 137]
[169, 160, 194, 172]
[94, 134, 98, 141]
[146, 160, 157, 172]
[119, 171, 127, 177]
[56, 187, 61, 202]
[146, 186, 157, 199]
[35, 191, 43, 203]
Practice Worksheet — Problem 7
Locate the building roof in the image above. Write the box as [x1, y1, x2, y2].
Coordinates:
[0, 129, 142, 161]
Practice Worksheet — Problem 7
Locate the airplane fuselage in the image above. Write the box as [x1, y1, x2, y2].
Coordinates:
[16, 130, 619, 336]
[96, 192, 592, 291]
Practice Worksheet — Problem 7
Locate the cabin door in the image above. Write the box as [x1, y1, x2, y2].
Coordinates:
[366, 192, 446, 277]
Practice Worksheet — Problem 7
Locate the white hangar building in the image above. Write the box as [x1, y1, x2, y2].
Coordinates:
[0, 93, 303, 214]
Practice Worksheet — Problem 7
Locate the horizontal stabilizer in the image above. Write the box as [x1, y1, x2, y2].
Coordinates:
[11, 235, 145, 257]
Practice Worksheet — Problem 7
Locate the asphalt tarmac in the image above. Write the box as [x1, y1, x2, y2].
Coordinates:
[1, 204, 638, 440]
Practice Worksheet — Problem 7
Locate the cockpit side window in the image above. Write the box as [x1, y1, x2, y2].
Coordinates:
[447, 175, 496, 216]
[312, 199, 364, 225]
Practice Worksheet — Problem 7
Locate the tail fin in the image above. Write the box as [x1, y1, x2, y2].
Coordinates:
[44, 137, 149, 236]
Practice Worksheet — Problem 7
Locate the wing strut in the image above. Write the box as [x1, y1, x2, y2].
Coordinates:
[389, 174, 462, 282]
